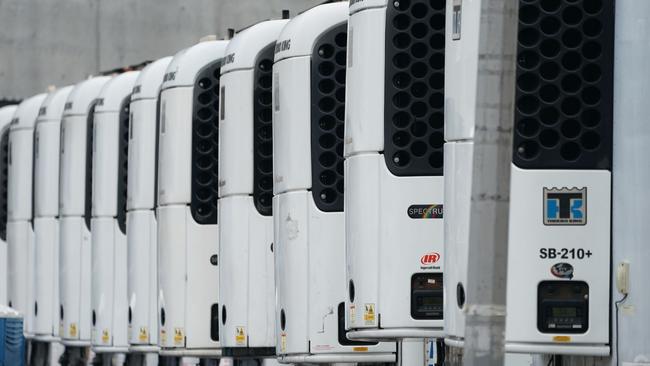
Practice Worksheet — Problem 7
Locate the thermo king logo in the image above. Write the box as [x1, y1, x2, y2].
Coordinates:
[224, 53, 236, 65]
[543, 187, 587, 226]
[274, 39, 291, 54]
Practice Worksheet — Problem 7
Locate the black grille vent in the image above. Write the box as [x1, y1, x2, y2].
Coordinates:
[0, 129, 9, 241]
[384, 0, 446, 176]
[191, 61, 222, 225]
[513, 0, 614, 170]
[84, 102, 98, 230]
[116, 95, 131, 234]
[253, 45, 275, 216]
[310, 23, 347, 212]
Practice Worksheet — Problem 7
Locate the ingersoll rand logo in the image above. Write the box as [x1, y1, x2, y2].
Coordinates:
[420, 252, 441, 270]
[543, 187, 587, 225]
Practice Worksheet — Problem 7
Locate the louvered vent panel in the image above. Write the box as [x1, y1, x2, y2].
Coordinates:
[513, 0, 614, 170]
[191, 61, 222, 225]
[384, 0, 446, 176]
[310, 23, 348, 212]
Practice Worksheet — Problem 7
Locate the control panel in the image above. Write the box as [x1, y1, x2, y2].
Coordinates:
[411, 273, 443, 320]
[537, 281, 589, 334]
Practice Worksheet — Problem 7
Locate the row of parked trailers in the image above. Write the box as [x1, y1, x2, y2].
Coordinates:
[0, 0, 624, 364]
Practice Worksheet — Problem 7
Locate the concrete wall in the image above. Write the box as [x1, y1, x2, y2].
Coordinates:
[0, 0, 322, 99]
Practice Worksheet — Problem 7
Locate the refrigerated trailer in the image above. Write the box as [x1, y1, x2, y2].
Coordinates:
[272, 2, 396, 363]
[59, 76, 112, 347]
[90, 71, 140, 361]
[127, 57, 172, 359]
[344, 0, 446, 340]
[32, 86, 74, 345]
[217, 18, 287, 360]
[444, 0, 615, 357]
[6, 93, 48, 338]
[157, 36, 228, 359]
[0, 105, 18, 307]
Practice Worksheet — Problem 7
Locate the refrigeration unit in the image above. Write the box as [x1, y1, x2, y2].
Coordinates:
[344, 0, 446, 340]
[6, 92, 48, 339]
[32, 86, 74, 343]
[506, 0, 614, 356]
[217, 19, 287, 359]
[444, 0, 615, 357]
[0, 105, 18, 307]
[59, 76, 112, 347]
[272, 3, 396, 363]
[90, 71, 140, 358]
[127, 56, 172, 357]
[157, 36, 228, 358]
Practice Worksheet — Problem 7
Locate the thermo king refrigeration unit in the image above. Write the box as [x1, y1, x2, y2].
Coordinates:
[444, 0, 615, 357]
[6, 93, 48, 338]
[157, 36, 228, 358]
[0, 105, 18, 307]
[127, 57, 172, 357]
[344, 0, 446, 339]
[90, 71, 140, 359]
[506, 0, 614, 356]
[59, 76, 112, 347]
[217, 19, 287, 360]
[273, 3, 396, 363]
[33, 86, 74, 343]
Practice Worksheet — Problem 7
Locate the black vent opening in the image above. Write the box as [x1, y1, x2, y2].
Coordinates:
[513, 0, 614, 170]
[0, 129, 9, 241]
[253, 44, 275, 216]
[210, 303, 219, 342]
[116, 95, 131, 234]
[191, 60, 222, 225]
[384, 0, 446, 177]
[310, 23, 348, 212]
[84, 101, 99, 230]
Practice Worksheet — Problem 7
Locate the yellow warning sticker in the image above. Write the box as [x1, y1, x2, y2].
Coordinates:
[173, 328, 184, 345]
[101, 329, 110, 344]
[160, 329, 167, 344]
[353, 346, 369, 352]
[349, 304, 356, 326]
[280, 332, 287, 353]
[235, 326, 246, 346]
[553, 335, 571, 343]
[69, 323, 77, 338]
[364, 303, 376, 325]
[138, 327, 149, 342]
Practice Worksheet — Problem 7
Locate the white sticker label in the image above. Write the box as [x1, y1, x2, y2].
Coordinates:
[452, 0, 462, 40]
[273, 72, 280, 112]
[348, 27, 354, 68]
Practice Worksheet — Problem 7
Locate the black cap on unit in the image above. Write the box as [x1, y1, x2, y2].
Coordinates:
[227, 28, 235, 39]
[282, 10, 290, 19]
